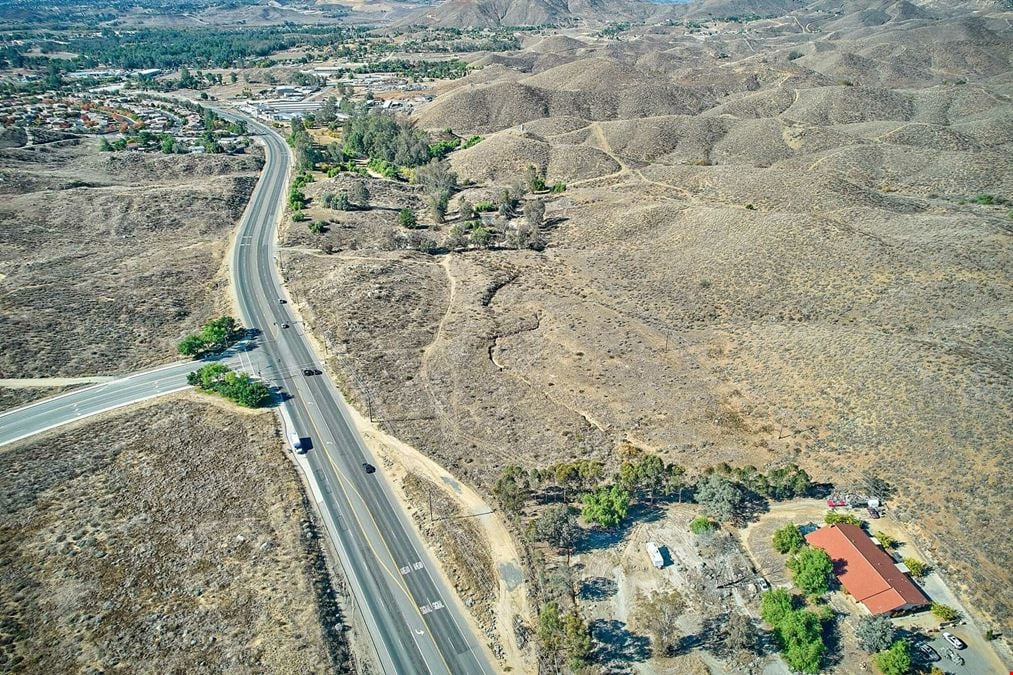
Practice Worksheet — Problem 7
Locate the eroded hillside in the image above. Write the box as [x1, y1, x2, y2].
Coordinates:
[281, 0, 1012, 632]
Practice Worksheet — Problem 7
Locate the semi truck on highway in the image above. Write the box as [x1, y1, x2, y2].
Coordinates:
[280, 404, 307, 454]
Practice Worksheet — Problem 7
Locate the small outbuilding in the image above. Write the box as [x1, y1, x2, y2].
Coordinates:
[805, 523, 929, 615]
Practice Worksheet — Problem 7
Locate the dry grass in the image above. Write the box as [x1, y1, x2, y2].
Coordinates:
[0, 396, 352, 673]
[282, 1, 1012, 634]
[0, 136, 262, 378]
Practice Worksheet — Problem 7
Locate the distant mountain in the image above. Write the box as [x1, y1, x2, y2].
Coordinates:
[400, 0, 655, 28]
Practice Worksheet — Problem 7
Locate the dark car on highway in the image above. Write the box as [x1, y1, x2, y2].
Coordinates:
[362, 462, 376, 474]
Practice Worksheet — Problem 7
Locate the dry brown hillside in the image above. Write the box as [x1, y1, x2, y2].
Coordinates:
[0, 136, 261, 381]
[284, 0, 1012, 633]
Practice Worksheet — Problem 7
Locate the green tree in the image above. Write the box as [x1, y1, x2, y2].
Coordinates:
[530, 504, 581, 555]
[695, 473, 746, 523]
[856, 615, 895, 653]
[760, 588, 795, 627]
[493, 465, 530, 518]
[537, 601, 564, 657]
[581, 485, 630, 529]
[824, 511, 862, 526]
[778, 609, 825, 674]
[561, 610, 592, 670]
[787, 546, 833, 596]
[160, 136, 176, 153]
[873, 640, 912, 675]
[99, 138, 113, 152]
[308, 220, 326, 234]
[177, 334, 205, 357]
[689, 516, 716, 535]
[903, 557, 927, 578]
[335, 192, 352, 211]
[930, 602, 959, 621]
[398, 208, 418, 228]
[772, 523, 805, 554]
[350, 180, 370, 208]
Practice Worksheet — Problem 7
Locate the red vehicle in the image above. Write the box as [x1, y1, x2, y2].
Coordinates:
[827, 497, 847, 508]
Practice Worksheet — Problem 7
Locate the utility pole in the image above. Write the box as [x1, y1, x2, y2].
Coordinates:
[428, 491, 434, 524]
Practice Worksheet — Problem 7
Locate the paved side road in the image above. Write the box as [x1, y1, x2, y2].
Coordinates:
[0, 360, 195, 446]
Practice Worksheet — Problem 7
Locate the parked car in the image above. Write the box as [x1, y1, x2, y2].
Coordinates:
[942, 632, 967, 650]
[867, 506, 880, 518]
[826, 497, 847, 508]
[916, 643, 940, 662]
[946, 649, 964, 666]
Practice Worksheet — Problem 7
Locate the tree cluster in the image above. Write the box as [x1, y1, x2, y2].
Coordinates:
[177, 316, 242, 357]
[536, 602, 592, 672]
[759, 589, 826, 674]
[187, 363, 271, 408]
[342, 111, 430, 167]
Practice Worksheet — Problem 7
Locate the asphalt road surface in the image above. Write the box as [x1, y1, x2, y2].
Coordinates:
[0, 114, 493, 675]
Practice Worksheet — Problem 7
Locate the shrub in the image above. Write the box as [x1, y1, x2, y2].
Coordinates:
[367, 157, 398, 178]
[308, 220, 326, 234]
[903, 557, 927, 577]
[874, 531, 896, 549]
[873, 640, 911, 675]
[788, 49, 803, 60]
[930, 603, 959, 622]
[550, 182, 567, 193]
[787, 546, 833, 596]
[772, 524, 805, 554]
[292, 209, 307, 222]
[462, 134, 483, 149]
[689, 516, 716, 535]
[824, 511, 862, 526]
[398, 208, 418, 229]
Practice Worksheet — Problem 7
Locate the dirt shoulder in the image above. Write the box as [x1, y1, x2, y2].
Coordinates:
[347, 393, 536, 672]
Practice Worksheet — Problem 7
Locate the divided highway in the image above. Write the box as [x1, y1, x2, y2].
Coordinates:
[0, 114, 494, 675]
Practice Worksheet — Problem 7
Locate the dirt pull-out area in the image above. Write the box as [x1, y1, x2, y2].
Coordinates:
[0, 395, 353, 673]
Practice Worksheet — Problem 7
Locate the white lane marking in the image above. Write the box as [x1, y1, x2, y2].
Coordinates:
[0, 386, 191, 447]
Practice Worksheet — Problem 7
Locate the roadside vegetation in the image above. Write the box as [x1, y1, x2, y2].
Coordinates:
[486, 446, 817, 672]
[187, 363, 271, 408]
[177, 316, 243, 357]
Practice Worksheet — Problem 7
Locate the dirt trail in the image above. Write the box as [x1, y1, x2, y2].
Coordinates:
[344, 403, 535, 673]
[0, 376, 114, 388]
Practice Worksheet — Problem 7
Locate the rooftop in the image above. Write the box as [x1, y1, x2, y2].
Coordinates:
[805, 523, 929, 615]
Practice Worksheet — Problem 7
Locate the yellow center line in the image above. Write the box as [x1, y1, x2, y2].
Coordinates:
[316, 440, 457, 675]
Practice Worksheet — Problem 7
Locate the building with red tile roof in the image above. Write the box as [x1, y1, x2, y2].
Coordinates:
[805, 523, 929, 615]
